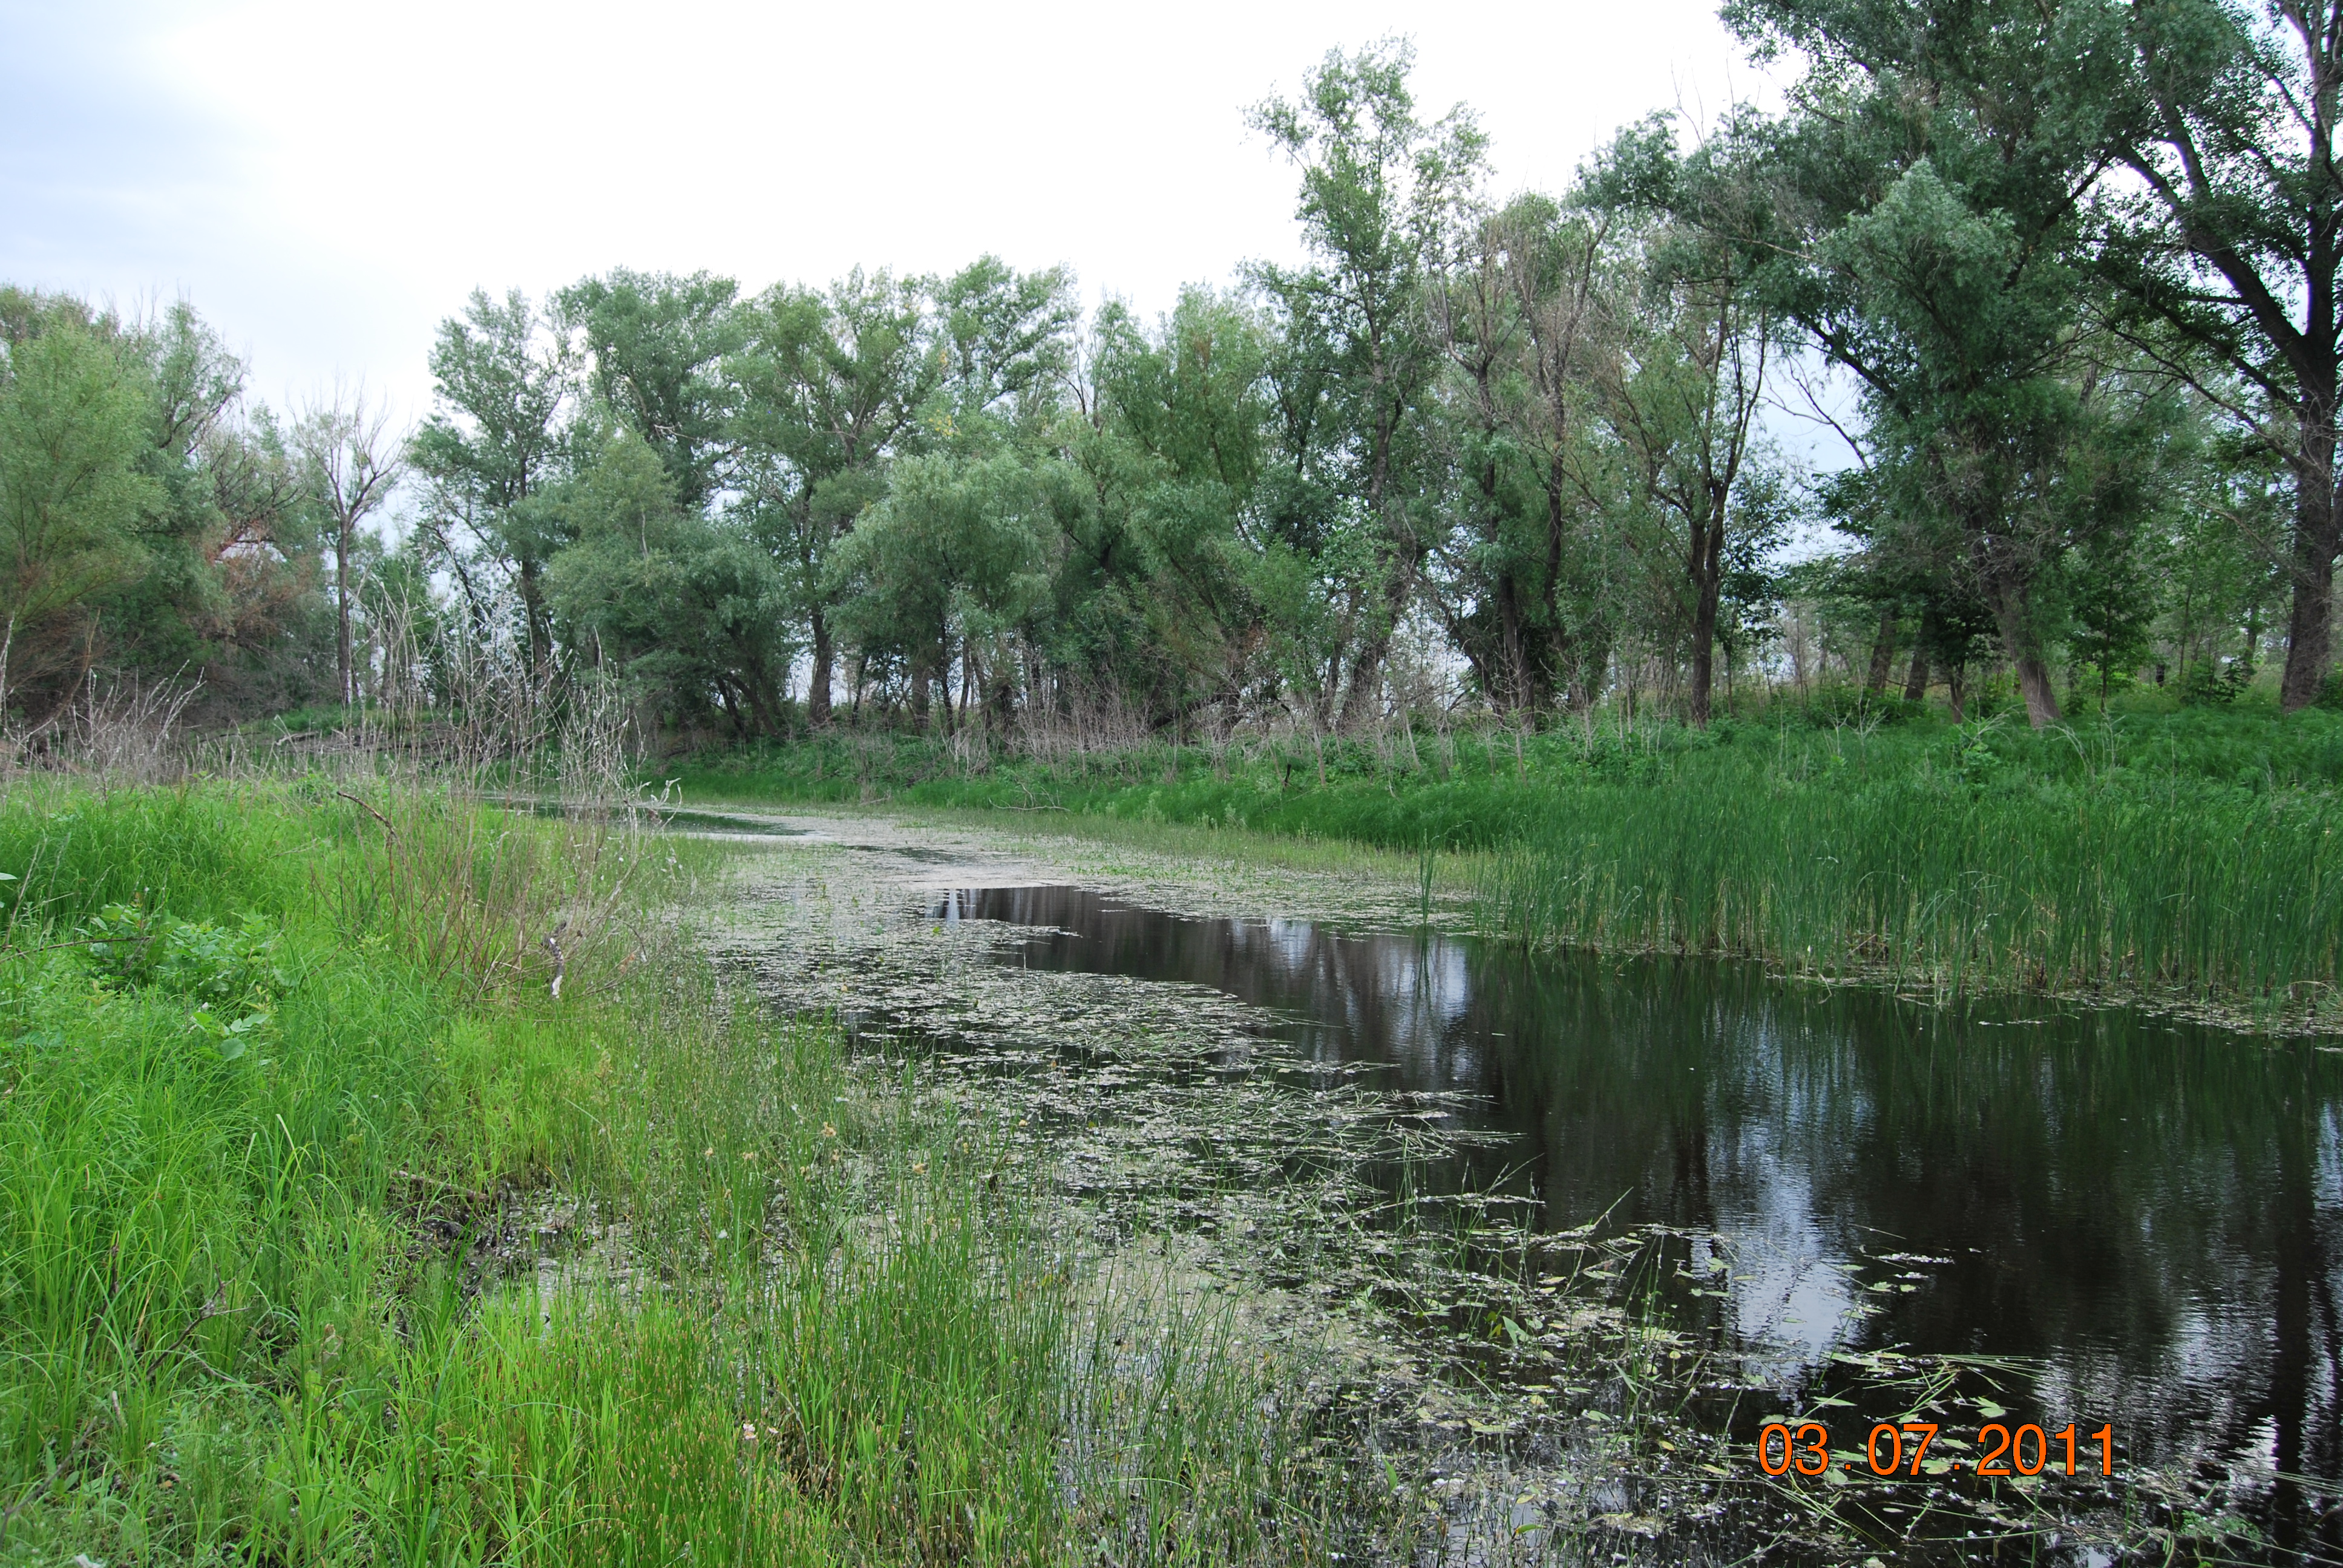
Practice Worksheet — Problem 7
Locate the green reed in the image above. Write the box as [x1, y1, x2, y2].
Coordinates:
[678, 703, 2343, 1016]
[1472, 770, 2341, 1009]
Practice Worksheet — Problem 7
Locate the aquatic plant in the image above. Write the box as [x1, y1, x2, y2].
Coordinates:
[676, 707, 2343, 1022]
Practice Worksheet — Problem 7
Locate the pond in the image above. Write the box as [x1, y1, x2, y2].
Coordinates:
[933, 884, 2343, 1560]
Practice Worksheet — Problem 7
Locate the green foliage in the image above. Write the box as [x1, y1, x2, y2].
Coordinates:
[545, 432, 793, 733]
[0, 306, 160, 664]
[557, 269, 743, 511]
[0, 788, 304, 933]
[6, 30, 2328, 769]
[409, 286, 575, 666]
[830, 450, 1066, 715]
[82, 903, 286, 999]
[2066, 518, 2161, 697]
[73, 901, 292, 1058]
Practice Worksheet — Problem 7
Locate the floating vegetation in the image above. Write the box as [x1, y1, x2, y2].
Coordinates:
[704, 813, 2327, 1564]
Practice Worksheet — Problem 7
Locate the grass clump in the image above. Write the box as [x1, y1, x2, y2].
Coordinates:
[0, 779, 1366, 1564]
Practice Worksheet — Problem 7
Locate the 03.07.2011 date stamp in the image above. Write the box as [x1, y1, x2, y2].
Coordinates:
[1755, 1420, 2117, 1480]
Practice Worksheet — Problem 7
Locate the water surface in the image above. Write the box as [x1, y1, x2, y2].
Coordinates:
[937, 884, 2343, 1555]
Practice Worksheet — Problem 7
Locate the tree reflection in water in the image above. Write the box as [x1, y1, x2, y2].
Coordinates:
[937, 884, 2343, 1556]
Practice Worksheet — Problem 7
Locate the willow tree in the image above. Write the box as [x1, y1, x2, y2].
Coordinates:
[2097, 0, 2343, 709]
[729, 270, 937, 725]
[1724, 0, 2141, 727]
[827, 451, 1064, 733]
[294, 387, 403, 706]
[1250, 38, 1486, 729]
[409, 289, 575, 669]
[0, 305, 156, 688]
[1585, 125, 1779, 727]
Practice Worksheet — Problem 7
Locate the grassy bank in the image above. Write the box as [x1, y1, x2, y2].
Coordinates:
[0, 782, 1368, 1564]
[668, 701, 2343, 1024]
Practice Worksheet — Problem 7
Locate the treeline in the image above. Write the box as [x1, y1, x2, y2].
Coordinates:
[3, 7, 2332, 742]
[0, 288, 411, 719]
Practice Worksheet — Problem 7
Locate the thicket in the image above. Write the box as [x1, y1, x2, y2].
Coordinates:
[0, 783, 1371, 1563]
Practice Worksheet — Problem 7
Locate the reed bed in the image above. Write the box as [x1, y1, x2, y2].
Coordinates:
[679, 704, 2343, 1020]
[1472, 771, 2340, 1008]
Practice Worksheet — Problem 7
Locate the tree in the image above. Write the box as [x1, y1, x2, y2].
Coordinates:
[931, 256, 1078, 442]
[1251, 39, 1487, 728]
[559, 269, 742, 512]
[729, 269, 939, 724]
[188, 396, 313, 707]
[2067, 521, 2160, 699]
[1723, 0, 2156, 727]
[1059, 288, 1272, 725]
[409, 289, 574, 671]
[295, 385, 404, 706]
[828, 452, 1063, 733]
[0, 301, 158, 695]
[1, 293, 317, 694]
[544, 433, 791, 736]
[1586, 125, 1779, 727]
[1497, 194, 1628, 713]
[1424, 183, 1648, 720]
[2096, 0, 2343, 708]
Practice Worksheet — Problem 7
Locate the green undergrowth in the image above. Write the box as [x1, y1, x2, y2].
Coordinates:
[672, 701, 2343, 1024]
[0, 779, 1369, 1564]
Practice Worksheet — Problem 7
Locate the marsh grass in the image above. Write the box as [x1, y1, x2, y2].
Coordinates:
[678, 707, 2343, 1022]
[0, 782, 1372, 1564]
[1468, 766, 2343, 1017]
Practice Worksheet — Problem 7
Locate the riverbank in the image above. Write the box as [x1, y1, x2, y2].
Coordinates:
[669, 703, 2343, 1031]
[0, 783, 1377, 1564]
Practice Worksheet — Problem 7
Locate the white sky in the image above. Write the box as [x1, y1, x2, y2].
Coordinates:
[5, 0, 1782, 426]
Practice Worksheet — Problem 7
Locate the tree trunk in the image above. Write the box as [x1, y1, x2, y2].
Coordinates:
[336, 515, 353, 707]
[1687, 507, 1725, 728]
[807, 609, 833, 726]
[1571, 636, 1610, 713]
[1338, 569, 1408, 732]
[1337, 399, 1417, 732]
[2008, 647, 2063, 728]
[1539, 459, 1577, 710]
[2281, 417, 2341, 710]
[1496, 572, 1528, 716]
[1865, 606, 1898, 693]
[517, 559, 549, 681]
[1983, 570, 2062, 728]
[1902, 648, 1930, 702]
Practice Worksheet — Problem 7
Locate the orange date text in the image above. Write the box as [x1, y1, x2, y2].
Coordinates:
[1754, 1420, 2115, 1479]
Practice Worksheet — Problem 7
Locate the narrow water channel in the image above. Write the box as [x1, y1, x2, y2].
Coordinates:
[934, 884, 2343, 1555]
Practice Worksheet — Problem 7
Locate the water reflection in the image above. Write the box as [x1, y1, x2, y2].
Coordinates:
[936, 885, 2343, 1549]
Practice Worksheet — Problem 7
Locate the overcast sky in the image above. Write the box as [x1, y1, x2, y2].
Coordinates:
[5, 0, 1783, 425]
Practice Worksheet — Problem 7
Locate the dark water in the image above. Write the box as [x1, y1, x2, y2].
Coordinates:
[936, 885, 2343, 1555]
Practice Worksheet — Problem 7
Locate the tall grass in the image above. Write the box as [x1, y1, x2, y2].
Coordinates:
[1472, 769, 2340, 1006]
[0, 782, 1368, 1564]
[673, 704, 2343, 1016]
